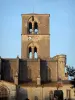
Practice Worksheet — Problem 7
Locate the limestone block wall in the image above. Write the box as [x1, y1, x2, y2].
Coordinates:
[21, 34, 50, 59]
[40, 60, 48, 82]
[9, 59, 18, 82]
[19, 59, 28, 82]
[21, 14, 50, 59]
[60, 84, 75, 99]
[57, 55, 66, 80]
[0, 58, 20, 84]
[27, 59, 40, 82]
[21, 14, 50, 35]
[38, 35, 50, 59]
[1, 59, 17, 82]
[19, 59, 40, 83]
[0, 81, 74, 100]
[19, 84, 75, 100]
[48, 60, 57, 81]
[21, 35, 40, 59]
[0, 81, 16, 100]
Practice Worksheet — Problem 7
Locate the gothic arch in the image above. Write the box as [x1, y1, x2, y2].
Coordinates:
[28, 42, 34, 48]
[0, 84, 10, 98]
[28, 42, 39, 49]
[28, 46, 32, 58]
[28, 16, 33, 22]
[34, 46, 38, 58]
[28, 42, 39, 54]
[28, 22, 32, 34]
[28, 16, 40, 23]
[27, 16, 40, 34]
[34, 22, 38, 34]
[27, 42, 39, 58]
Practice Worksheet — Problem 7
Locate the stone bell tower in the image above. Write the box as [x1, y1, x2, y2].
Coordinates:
[21, 13, 50, 59]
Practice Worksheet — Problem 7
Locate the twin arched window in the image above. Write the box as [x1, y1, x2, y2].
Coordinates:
[28, 22, 38, 34]
[28, 47, 38, 59]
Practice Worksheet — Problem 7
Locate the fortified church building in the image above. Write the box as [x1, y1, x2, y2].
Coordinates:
[0, 13, 74, 100]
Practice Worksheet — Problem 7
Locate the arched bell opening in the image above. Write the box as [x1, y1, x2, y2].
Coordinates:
[28, 47, 32, 59]
[28, 22, 32, 34]
[34, 47, 38, 59]
[34, 22, 38, 34]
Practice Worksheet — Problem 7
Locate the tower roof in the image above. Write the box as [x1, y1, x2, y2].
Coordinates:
[21, 13, 50, 16]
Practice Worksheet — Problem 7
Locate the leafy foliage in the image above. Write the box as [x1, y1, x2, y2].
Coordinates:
[67, 66, 75, 77]
[67, 66, 75, 88]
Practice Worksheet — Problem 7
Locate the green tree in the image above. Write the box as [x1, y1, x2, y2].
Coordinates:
[67, 66, 75, 88]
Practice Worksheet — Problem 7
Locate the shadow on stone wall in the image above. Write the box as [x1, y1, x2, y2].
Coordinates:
[34, 96, 38, 100]
[54, 90, 63, 100]
[44, 96, 49, 100]
[40, 60, 48, 83]
[19, 59, 31, 83]
[16, 86, 28, 100]
[1, 59, 14, 82]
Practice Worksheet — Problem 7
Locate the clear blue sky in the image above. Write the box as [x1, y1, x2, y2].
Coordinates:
[0, 0, 75, 67]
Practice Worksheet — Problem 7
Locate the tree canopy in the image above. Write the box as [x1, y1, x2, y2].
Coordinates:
[67, 66, 75, 77]
[67, 66, 75, 88]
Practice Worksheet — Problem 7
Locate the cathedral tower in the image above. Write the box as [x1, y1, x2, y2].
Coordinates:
[21, 13, 50, 59]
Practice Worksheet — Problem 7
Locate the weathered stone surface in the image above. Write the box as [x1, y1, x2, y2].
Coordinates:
[0, 13, 72, 100]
